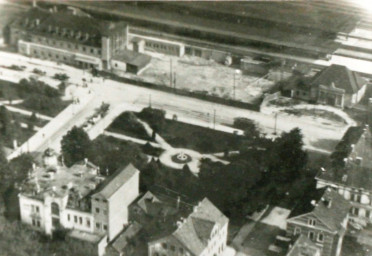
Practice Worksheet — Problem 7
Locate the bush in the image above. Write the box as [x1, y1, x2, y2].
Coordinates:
[109, 112, 151, 140]
[137, 107, 166, 132]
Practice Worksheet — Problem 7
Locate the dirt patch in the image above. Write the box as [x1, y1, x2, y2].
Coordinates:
[140, 55, 275, 104]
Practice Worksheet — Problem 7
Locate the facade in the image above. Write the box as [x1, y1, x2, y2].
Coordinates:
[129, 35, 185, 57]
[286, 188, 350, 256]
[289, 64, 368, 108]
[18, 152, 140, 256]
[316, 126, 372, 226]
[6, 6, 150, 73]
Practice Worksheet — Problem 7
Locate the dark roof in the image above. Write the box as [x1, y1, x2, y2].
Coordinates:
[150, 198, 228, 255]
[311, 64, 367, 94]
[113, 50, 151, 68]
[93, 164, 139, 199]
[330, 126, 364, 166]
[288, 188, 350, 232]
[110, 222, 142, 253]
[317, 164, 372, 192]
[11, 7, 127, 47]
[286, 235, 320, 256]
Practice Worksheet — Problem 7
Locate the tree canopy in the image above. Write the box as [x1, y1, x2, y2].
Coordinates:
[61, 126, 91, 167]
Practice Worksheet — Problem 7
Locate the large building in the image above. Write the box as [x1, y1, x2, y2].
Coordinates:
[316, 125, 372, 226]
[286, 188, 350, 256]
[6, 6, 150, 74]
[288, 64, 368, 108]
[18, 152, 140, 256]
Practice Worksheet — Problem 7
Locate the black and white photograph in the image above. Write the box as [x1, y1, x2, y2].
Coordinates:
[0, 0, 371, 255]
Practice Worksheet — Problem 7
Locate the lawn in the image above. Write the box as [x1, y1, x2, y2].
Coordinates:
[155, 119, 242, 153]
[107, 111, 153, 141]
[11, 112, 49, 128]
[14, 100, 72, 117]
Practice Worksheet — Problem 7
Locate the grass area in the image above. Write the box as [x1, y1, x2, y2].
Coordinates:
[11, 112, 49, 128]
[283, 108, 346, 124]
[0, 80, 24, 101]
[107, 111, 152, 141]
[157, 119, 241, 153]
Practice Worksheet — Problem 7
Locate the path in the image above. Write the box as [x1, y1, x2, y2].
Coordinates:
[103, 131, 161, 148]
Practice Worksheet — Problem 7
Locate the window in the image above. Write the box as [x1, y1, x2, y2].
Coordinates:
[96, 207, 100, 213]
[74, 216, 78, 223]
[103, 225, 107, 231]
[90, 49, 94, 53]
[308, 231, 315, 240]
[79, 217, 83, 224]
[67, 214, 70, 221]
[308, 219, 316, 226]
[103, 210, 107, 215]
[37, 220, 41, 227]
[83, 47, 86, 52]
[317, 233, 324, 242]
[51, 202, 59, 216]
[95, 198, 100, 202]
[87, 219, 91, 227]
[32, 219, 36, 226]
[96, 222, 101, 229]
[115, 63, 118, 68]
[170, 245, 175, 251]
[162, 243, 167, 249]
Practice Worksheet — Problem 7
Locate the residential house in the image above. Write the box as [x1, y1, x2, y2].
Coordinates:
[316, 125, 372, 226]
[288, 64, 368, 108]
[286, 188, 350, 256]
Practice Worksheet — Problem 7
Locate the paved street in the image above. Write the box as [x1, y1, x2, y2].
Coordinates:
[0, 51, 351, 155]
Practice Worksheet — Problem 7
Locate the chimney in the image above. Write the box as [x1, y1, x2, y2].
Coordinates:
[326, 199, 332, 208]
[52, 186, 56, 192]
[85, 33, 90, 41]
[35, 19, 40, 26]
[32, 0, 37, 8]
[310, 200, 317, 207]
[355, 157, 363, 166]
[53, 6, 58, 13]
[32, 163, 36, 171]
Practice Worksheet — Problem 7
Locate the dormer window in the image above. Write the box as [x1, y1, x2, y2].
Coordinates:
[308, 218, 316, 226]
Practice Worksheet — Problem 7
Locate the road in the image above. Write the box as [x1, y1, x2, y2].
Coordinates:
[0, 51, 350, 155]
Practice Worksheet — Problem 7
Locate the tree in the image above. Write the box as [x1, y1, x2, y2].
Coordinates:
[61, 127, 91, 167]
[0, 106, 11, 136]
[272, 128, 308, 183]
[138, 107, 166, 132]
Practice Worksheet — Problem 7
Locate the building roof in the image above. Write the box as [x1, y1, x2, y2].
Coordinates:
[110, 222, 143, 253]
[93, 164, 139, 199]
[113, 50, 151, 69]
[286, 235, 320, 256]
[288, 188, 350, 232]
[10, 7, 127, 47]
[68, 229, 106, 244]
[150, 198, 228, 255]
[311, 64, 367, 94]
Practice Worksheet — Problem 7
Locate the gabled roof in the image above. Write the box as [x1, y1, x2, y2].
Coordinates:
[286, 235, 320, 256]
[156, 198, 229, 256]
[311, 64, 367, 94]
[110, 222, 142, 253]
[288, 188, 350, 232]
[113, 50, 151, 69]
[93, 164, 139, 199]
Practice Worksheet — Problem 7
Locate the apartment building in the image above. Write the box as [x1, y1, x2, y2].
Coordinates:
[18, 151, 140, 256]
[286, 188, 350, 256]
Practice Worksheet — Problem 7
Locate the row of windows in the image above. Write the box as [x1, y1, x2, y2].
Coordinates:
[145, 41, 179, 53]
[161, 243, 184, 253]
[95, 207, 108, 215]
[94, 198, 108, 203]
[68, 214, 91, 228]
[32, 36, 101, 55]
[294, 227, 324, 242]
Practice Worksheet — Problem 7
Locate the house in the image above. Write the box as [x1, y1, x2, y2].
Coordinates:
[316, 125, 372, 226]
[289, 64, 368, 108]
[286, 188, 350, 256]
[286, 235, 321, 256]
[5, 6, 150, 73]
[147, 198, 229, 256]
[18, 152, 140, 256]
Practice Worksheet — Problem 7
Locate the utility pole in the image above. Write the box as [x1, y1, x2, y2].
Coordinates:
[274, 113, 278, 135]
[149, 94, 152, 108]
[170, 59, 173, 88]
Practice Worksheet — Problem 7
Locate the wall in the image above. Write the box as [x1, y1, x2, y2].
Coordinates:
[107, 171, 139, 241]
[19, 195, 45, 231]
[63, 208, 95, 233]
[92, 195, 109, 235]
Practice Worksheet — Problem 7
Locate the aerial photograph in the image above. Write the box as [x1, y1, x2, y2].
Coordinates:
[0, 0, 372, 255]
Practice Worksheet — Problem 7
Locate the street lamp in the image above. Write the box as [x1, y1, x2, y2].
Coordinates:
[233, 69, 241, 101]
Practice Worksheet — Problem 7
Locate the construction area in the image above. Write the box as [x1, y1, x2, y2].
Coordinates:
[135, 53, 275, 104]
